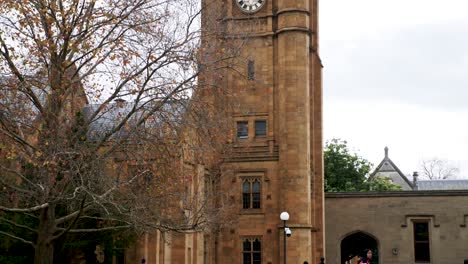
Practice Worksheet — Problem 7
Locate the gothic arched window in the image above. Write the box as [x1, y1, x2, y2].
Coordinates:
[242, 178, 261, 209]
[242, 237, 262, 264]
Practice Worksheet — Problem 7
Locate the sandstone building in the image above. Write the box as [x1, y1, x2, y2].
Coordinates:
[0, 0, 326, 263]
[326, 190, 468, 264]
[129, 0, 325, 263]
[213, 0, 325, 263]
[326, 149, 468, 264]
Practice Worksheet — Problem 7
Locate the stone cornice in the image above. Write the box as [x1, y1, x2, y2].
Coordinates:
[276, 8, 310, 16]
[224, 32, 275, 39]
[276, 27, 312, 35]
[223, 14, 274, 21]
[325, 190, 468, 198]
[225, 156, 279, 163]
[225, 144, 279, 163]
[277, 224, 319, 232]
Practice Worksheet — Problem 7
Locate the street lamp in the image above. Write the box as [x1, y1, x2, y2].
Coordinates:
[280, 212, 290, 264]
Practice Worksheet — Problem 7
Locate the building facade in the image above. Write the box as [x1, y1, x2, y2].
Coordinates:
[123, 0, 325, 263]
[212, 0, 325, 263]
[325, 191, 468, 264]
[327, 148, 468, 264]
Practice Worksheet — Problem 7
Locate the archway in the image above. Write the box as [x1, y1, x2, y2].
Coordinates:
[340, 231, 379, 264]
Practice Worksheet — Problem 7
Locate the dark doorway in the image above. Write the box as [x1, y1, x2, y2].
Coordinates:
[340, 232, 379, 264]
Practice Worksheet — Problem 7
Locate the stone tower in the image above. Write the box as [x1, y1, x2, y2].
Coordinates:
[204, 0, 325, 263]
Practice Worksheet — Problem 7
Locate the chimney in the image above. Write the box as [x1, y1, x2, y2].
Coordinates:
[384, 146, 389, 158]
[413, 171, 419, 190]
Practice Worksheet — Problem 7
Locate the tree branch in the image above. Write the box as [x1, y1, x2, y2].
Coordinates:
[65, 225, 131, 233]
[52, 197, 86, 241]
[0, 174, 33, 195]
[0, 216, 37, 233]
[0, 230, 35, 247]
[0, 203, 48, 213]
[55, 200, 90, 225]
[0, 164, 42, 191]
[0, 35, 44, 115]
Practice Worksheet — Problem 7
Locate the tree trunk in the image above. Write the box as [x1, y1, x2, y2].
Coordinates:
[34, 206, 56, 264]
[34, 241, 54, 264]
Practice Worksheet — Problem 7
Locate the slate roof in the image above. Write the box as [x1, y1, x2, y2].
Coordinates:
[416, 180, 468, 190]
[371, 147, 468, 191]
[82, 100, 186, 141]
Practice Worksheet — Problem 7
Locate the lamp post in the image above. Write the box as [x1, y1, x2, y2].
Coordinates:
[280, 211, 290, 264]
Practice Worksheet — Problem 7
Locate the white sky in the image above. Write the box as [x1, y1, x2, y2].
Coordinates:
[321, 0, 468, 178]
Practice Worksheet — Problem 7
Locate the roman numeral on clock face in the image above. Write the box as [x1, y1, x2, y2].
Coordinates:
[236, 0, 265, 13]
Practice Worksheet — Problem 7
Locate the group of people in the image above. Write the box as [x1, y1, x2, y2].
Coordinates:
[345, 249, 373, 264]
[346, 250, 468, 263]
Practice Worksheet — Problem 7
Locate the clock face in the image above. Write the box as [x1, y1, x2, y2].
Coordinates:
[236, 0, 265, 13]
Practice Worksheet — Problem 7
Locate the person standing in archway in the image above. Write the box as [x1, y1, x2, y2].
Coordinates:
[358, 249, 372, 264]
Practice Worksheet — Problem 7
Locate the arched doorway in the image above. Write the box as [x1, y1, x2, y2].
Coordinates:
[340, 231, 379, 264]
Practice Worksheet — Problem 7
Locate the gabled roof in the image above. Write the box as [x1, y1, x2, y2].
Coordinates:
[371, 147, 413, 188]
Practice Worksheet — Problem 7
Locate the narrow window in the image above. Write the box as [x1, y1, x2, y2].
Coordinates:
[242, 178, 261, 209]
[414, 222, 430, 262]
[242, 181, 251, 209]
[237, 121, 248, 139]
[248, 60, 255, 80]
[252, 238, 261, 264]
[252, 180, 261, 209]
[254, 120, 266, 137]
[188, 247, 192, 264]
[243, 238, 262, 264]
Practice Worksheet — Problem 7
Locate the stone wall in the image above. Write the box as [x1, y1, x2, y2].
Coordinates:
[325, 191, 468, 264]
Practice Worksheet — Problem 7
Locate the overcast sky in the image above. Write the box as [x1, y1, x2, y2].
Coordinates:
[321, 0, 468, 178]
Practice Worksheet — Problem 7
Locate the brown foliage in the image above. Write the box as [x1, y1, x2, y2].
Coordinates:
[0, 0, 239, 263]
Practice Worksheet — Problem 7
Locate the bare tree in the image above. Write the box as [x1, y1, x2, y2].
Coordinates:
[420, 158, 460, 180]
[0, 0, 239, 263]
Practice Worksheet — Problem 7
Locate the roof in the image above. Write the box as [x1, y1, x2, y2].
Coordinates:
[371, 147, 413, 187]
[82, 100, 186, 141]
[416, 180, 468, 190]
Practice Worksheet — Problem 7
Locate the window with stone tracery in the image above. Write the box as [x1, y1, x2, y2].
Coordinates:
[242, 178, 261, 209]
[242, 237, 262, 264]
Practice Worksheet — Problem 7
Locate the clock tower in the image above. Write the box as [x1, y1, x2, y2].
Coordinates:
[203, 0, 324, 263]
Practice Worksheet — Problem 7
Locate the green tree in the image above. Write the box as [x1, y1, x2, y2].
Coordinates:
[366, 175, 402, 191]
[324, 139, 401, 192]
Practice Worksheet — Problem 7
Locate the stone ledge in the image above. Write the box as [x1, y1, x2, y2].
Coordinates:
[276, 8, 310, 16]
[325, 190, 468, 198]
[277, 224, 318, 232]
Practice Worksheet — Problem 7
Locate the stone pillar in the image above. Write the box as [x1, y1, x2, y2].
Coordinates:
[277, 0, 313, 262]
[310, 0, 325, 260]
